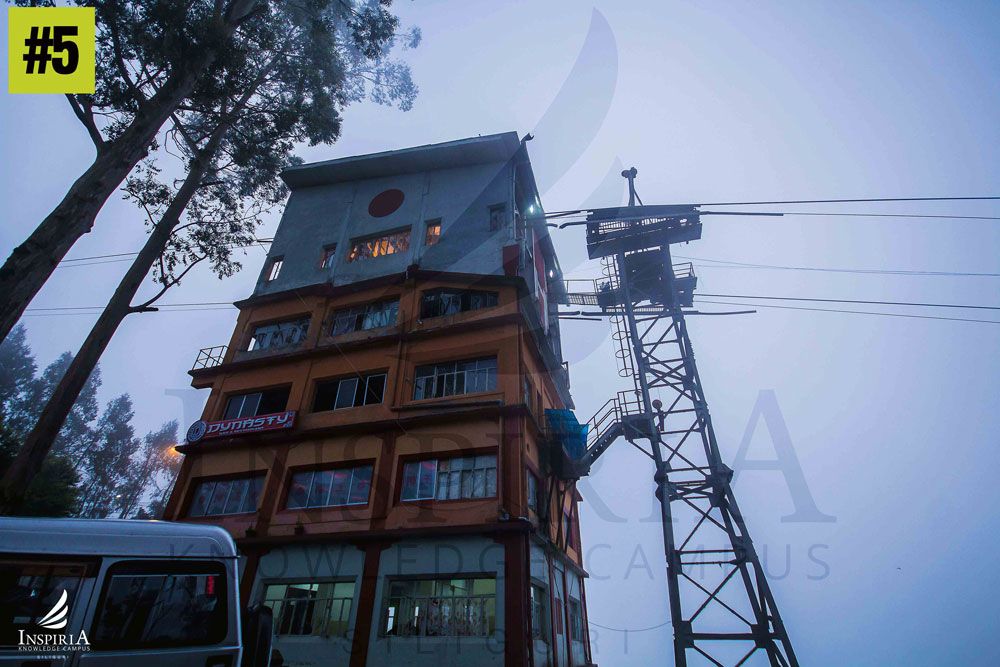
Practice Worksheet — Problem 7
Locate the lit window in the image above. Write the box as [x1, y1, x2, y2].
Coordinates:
[401, 454, 497, 501]
[347, 229, 411, 262]
[188, 473, 265, 517]
[320, 244, 337, 269]
[312, 373, 386, 411]
[424, 219, 442, 246]
[489, 204, 506, 231]
[412, 356, 497, 400]
[223, 387, 290, 419]
[530, 584, 548, 640]
[247, 317, 310, 352]
[266, 257, 283, 281]
[330, 300, 399, 336]
[382, 577, 496, 637]
[263, 581, 356, 638]
[286, 464, 373, 509]
[420, 289, 498, 319]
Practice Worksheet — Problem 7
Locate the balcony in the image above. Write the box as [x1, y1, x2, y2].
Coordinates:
[192, 345, 228, 370]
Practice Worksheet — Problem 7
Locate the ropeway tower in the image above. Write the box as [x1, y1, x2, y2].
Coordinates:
[551, 169, 798, 666]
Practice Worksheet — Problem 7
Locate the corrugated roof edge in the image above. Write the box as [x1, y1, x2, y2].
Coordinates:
[281, 131, 522, 189]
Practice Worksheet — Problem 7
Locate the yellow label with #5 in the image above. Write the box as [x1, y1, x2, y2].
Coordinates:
[8, 7, 95, 94]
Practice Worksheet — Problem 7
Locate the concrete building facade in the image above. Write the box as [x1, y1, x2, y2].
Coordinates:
[165, 133, 593, 667]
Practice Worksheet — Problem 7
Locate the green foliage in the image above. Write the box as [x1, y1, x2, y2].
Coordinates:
[0, 325, 178, 518]
[121, 0, 418, 292]
[0, 422, 80, 517]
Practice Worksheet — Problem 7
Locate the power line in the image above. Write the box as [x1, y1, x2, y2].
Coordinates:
[58, 239, 274, 265]
[675, 255, 1000, 278]
[694, 299, 1000, 325]
[700, 196, 1000, 206]
[542, 196, 1000, 220]
[701, 210, 1000, 221]
[696, 292, 1000, 311]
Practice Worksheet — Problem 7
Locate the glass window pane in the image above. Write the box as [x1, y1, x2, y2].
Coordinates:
[92, 570, 226, 648]
[401, 462, 419, 501]
[243, 475, 265, 513]
[223, 478, 249, 514]
[308, 470, 334, 508]
[335, 378, 359, 409]
[206, 480, 231, 515]
[329, 469, 351, 506]
[418, 460, 437, 499]
[189, 481, 214, 517]
[286, 472, 312, 510]
[349, 465, 373, 504]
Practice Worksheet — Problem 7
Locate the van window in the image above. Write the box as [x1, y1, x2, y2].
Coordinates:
[92, 561, 228, 649]
[0, 560, 89, 646]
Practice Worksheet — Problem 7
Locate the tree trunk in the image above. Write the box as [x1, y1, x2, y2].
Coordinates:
[0, 148, 215, 511]
[0, 6, 254, 344]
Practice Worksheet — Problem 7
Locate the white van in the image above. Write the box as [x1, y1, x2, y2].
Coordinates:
[0, 517, 272, 666]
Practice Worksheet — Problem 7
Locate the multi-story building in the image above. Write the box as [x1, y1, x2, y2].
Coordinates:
[165, 132, 594, 667]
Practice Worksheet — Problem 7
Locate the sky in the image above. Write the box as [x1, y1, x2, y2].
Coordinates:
[2, 1, 1000, 665]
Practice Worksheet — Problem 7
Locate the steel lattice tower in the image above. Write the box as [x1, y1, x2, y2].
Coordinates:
[558, 170, 798, 666]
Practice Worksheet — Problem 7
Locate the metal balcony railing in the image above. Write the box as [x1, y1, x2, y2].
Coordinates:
[585, 389, 643, 449]
[192, 345, 228, 370]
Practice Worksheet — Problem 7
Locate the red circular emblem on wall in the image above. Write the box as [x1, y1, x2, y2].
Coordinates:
[368, 189, 405, 217]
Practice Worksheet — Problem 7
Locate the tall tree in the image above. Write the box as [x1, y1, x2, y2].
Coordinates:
[115, 420, 180, 518]
[0, 1, 417, 508]
[0, 424, 81, 517]
[0, 0, 274, 344]
[77, 394, 137, 517]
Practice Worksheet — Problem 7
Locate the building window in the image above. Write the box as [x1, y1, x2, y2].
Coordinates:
[401, 454, 497, 502]
[247, 317, 310, 352]
[330, 300, 399, 336]
[286, 464, 373, 509]
[382, 577, 496, 637]
[347, 228, 411, 262]
[568, 599, 584, 641]
[263, 581, 355, 638]
[489, 204, 506, 231]
[223, 387, 290, 419]
[424, 219, 441, 246]
[530, 583, 548, 641]
[419, 289, 498, 319]
[266, 257, 283, 281]
[188, 474, 265, 517]
[527, 471, 540, 514]
[320, 244, 337, 269]
[412, 356, 497, 400]
[312, 373, 386, 412]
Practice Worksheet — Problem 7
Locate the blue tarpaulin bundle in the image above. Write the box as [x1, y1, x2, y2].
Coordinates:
[545, 409, 589, 459]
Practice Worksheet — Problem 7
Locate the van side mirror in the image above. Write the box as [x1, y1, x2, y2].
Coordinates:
[240, 603, 274, 667]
